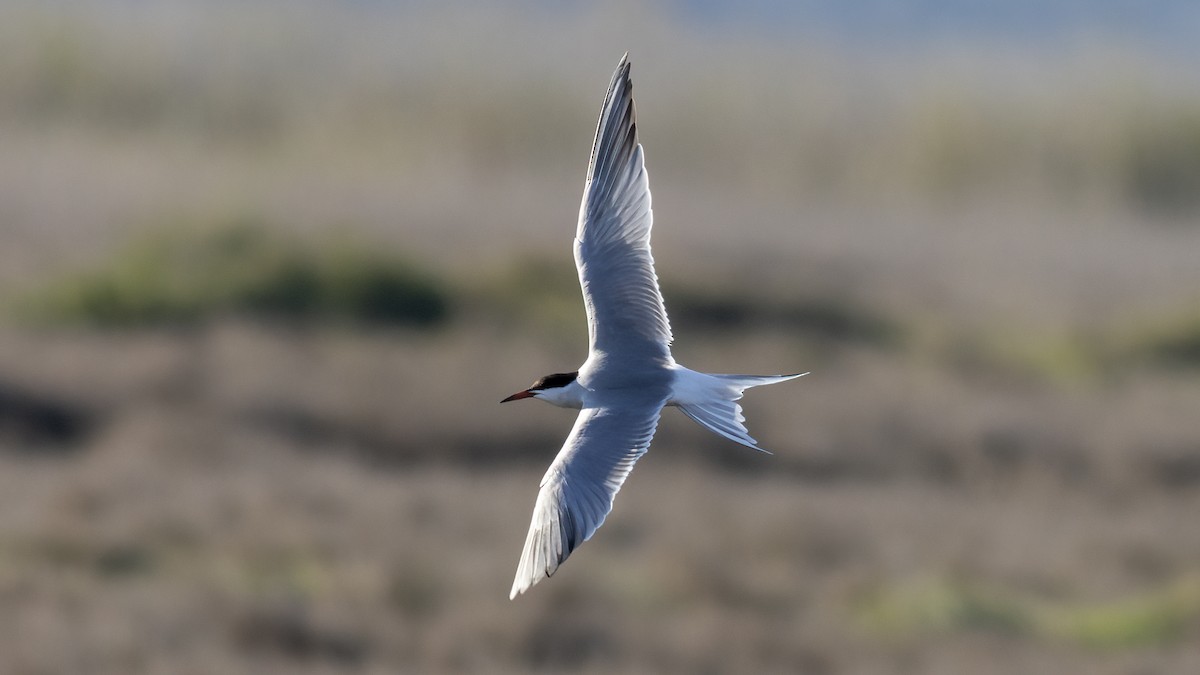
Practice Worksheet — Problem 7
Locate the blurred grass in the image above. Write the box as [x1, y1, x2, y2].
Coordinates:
[931, 303, 1200, 383]
[1123, 107, 1200, 215]
[941, 328, 1107, 385]
[666, 284, 903, 349]
[476, 257, 903, 350]
[0, 13, 290, 144]
[856, 574, 1200, 649]
[12, 213, 1200, 388]
[475, 256, 586, 340]
[477, 255, 1200, 381]
[4, 5, 1200, 215]
[15, 218, 450, 328]
[1116, 308, 1200, 370]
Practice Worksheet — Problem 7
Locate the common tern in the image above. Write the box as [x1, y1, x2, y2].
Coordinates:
[503, 54, 805, 598]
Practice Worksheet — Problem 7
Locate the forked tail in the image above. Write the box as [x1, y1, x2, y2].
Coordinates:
[673, 371, 807, 453]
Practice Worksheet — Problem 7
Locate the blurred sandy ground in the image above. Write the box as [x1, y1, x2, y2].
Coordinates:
[1, 1, 1199, 673]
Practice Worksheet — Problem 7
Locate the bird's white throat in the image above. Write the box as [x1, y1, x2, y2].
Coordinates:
[534, 380, 587, 409]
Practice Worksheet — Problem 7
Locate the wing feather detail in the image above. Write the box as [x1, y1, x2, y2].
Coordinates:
[574, 55, 673, 365]
[510, 396, 665, 598]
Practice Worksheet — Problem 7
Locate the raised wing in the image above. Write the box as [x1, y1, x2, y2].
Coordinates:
[510, 393, 666, 598]
[574, 55, 673, 366]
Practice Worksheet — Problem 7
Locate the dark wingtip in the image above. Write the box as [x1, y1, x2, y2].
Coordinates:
[615, 52, 631, 82]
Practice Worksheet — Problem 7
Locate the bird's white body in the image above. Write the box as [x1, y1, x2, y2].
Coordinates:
[537, 363, 794, 427]
[505, 55, 804, 598]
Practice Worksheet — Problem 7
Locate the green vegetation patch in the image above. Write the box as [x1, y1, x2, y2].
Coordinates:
[855, 575, 1200, 649]
[1122, 107, 1200, 216]
[943, 328, 1107, 385]
[18, 218, 450, 328]
[479, 259, 901, 349]
[666, 286, 902, 349]
[1112, 308, 1200, 370]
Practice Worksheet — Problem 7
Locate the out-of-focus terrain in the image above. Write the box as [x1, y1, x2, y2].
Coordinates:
[1, 2, 1199, 673]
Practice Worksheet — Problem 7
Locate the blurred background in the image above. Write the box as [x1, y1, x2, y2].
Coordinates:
[2, 0, 1199, 673]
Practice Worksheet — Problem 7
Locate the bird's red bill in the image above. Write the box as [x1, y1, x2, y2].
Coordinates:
[501, 390, 535, 403]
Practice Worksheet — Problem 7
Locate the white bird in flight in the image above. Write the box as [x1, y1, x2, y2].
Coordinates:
[502, 54, 805, 598]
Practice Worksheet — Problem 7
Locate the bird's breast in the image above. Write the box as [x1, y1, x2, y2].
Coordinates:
[579, 353, 673, 403]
